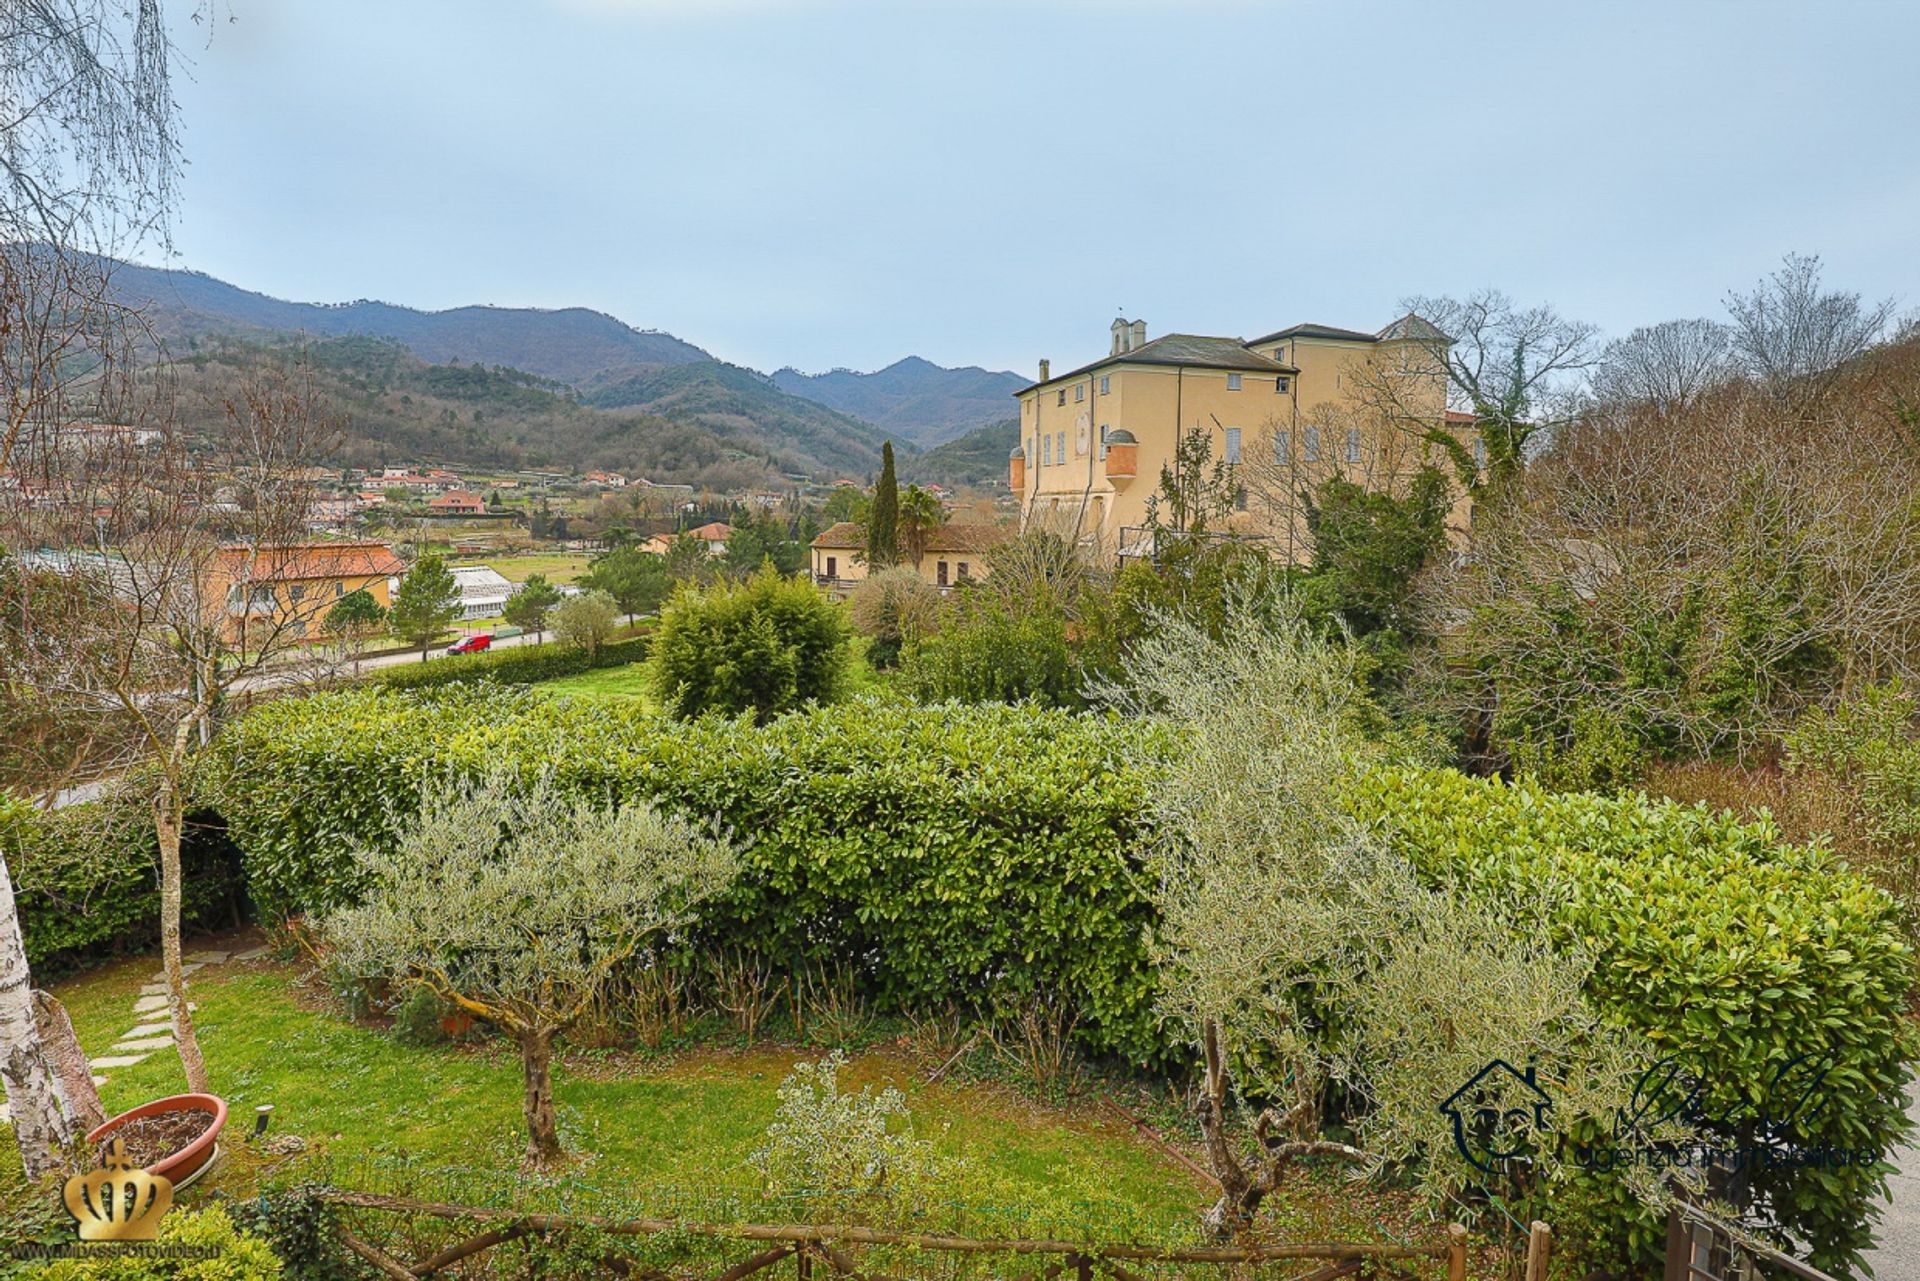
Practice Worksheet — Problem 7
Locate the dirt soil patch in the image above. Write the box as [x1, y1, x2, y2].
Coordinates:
[101, 1108, 216, 1168]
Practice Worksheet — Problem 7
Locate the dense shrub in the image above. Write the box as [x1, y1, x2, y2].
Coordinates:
[213, 686, 1170, 1060]
[1784, 680, 1920, 923]
[1349, 768, 1915, 1274]
[368, 635, 647, 693]
[847, 566, 940, 670]
[35, 1204, 283, 1279]
[649, 568, 851, 722]
[901, 591, 1081, 707]
[1, 789, 241, 974]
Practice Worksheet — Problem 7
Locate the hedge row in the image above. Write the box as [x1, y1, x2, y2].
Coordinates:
[213, 685, 1173, 1060]
[1, 791, 243, 976]
[207, 688, 1912, 1270]
[367, 635, 649, 693]
[1349, 769, 1914, 1273]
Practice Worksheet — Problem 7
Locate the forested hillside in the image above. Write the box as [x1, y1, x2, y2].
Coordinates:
[901, 418, 1018, 487]
[584, 359, 902, 477]
[165, 338, 863, 487]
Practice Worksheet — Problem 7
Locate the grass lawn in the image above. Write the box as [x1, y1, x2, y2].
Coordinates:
[11, 947, 1193, 1227]
[540, 661, 654, 703]
[536, 645, 886, 710]
[2, 939, 1443, 1261]
[485, 552, 593, 584]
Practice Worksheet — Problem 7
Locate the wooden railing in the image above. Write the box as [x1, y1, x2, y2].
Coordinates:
[1663, 1206, 1840, 1281]
[311, 1187, 1533, 1281]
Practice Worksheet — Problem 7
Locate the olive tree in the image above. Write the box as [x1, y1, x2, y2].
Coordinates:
[552, 588, 620, 659]
[1100, 601, 1648, 1235]
[325, 772, 737, 1165]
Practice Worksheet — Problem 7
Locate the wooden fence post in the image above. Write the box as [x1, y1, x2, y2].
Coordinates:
[1446, 1223, 1468, 1281]
[1524, 1221, 1551, 1281]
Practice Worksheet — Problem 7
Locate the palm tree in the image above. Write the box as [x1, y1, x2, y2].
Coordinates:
[898, 485, 945, 570]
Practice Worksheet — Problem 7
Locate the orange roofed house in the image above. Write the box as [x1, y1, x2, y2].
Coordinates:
[428, 490, 487, 515]
[209, 540, 407, 645]
[810, 522, 1009, 596]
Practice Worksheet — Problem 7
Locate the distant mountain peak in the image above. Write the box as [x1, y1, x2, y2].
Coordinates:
[771, 357, 1025, 445]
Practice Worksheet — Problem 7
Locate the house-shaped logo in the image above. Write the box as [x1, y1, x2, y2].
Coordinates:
[1439, 1059, 1552, 1174]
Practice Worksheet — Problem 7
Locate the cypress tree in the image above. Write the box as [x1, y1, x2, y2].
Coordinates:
[867, 442, 900, 567]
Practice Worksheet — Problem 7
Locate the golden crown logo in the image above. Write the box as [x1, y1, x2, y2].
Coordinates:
[62, 1138, 174, 1241]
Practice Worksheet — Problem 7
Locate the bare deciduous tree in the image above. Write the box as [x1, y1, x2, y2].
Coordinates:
[1594, 317, 1733, 414]
[1, 363, 342, 1093]
[1434, 363, 1920, 777]
[1396, 291, 1600, 494]
[1726, 253, 1895, 409]
[0, 825, 77, 1180]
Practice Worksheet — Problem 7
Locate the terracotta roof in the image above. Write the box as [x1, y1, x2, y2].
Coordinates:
[811, 521, 1010, 554]
[688, 521, 733, 540]
[216, 541, 406, 582]
[1444, 410, 1477, 425]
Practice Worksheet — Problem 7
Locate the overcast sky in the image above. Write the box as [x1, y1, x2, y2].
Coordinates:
[157, 0, 1920, 378]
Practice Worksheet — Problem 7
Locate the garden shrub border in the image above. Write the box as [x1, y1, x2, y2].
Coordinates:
[1, 789, 243, 975]
[214, 685, 1170, 1061]
[1348, 767, 1914, 1274]
[207, 686, 1913, 1274]
[368, 635, 649, 693]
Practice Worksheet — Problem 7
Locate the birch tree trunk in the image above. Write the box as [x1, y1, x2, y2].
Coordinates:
[34, 990, 104, 1131]
[154, 771, 211, 1093]
[0, 848, 77, 1181]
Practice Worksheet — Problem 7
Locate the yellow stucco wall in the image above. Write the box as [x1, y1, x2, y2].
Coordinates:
[1015, 333, 1473, 559]
[810, 546, 992, 595]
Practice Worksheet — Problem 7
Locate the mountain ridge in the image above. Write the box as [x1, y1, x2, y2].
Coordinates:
[85, 255, 1009, 468]
[771, 358, 1025, 446]
[94, 255, 712, 384]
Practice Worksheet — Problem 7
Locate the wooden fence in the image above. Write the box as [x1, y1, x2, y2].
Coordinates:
[312, 1188, 1556, 1281]
[1663, 1206, 1840, 1281]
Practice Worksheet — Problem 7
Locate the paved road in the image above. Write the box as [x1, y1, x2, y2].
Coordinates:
[1865, 1089, 1920, 1279]
[45, 628, 555, 808]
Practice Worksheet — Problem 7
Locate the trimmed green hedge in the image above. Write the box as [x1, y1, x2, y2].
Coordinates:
[207, 689, 1912, 1269]
[1, 792, 243, 976]
[1349, 768, 1914, 1274]
[213, 685, 1171, 1060]
[368, 635, 648, 693]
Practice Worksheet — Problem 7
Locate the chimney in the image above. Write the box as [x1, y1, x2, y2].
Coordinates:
[1111, 318, 1128, 356]
[1038, 358, 1050, 382]
[1130, 319, 1147, 350]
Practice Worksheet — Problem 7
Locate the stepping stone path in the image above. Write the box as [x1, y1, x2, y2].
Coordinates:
[0, 942, 261, 1124]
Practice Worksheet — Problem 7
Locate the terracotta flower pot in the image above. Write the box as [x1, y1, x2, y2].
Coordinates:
[87, 1093, 228, 1189]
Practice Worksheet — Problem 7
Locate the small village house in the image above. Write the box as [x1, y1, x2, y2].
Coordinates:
[809, 521, 1008, 596]
[428, 490, 488, 515]
[637, 521, 733, 557]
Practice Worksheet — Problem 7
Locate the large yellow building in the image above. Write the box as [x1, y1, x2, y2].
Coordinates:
[1010, 317, 1476, 559]
[210, 540, 406, 646]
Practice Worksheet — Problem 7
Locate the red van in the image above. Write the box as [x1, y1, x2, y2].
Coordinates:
[446, 633, 493, 655]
